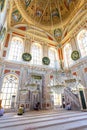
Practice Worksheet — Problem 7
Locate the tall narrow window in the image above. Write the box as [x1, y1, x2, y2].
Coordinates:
[48, 48, 60, 69]
[1, 74, 19, 108]
[63, 43, 73, 68]
[8, 37, 24, 61]
[31, 42, 42, 65]
[77, 30, 87, 58]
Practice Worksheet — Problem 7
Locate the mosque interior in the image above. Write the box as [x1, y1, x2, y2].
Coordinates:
[0, 0, 87, 113]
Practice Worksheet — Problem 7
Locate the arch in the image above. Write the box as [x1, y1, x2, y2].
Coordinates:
[31, 42, 42, 65]
[1, 74, 19, 109]
[8, 36, 24, 61]
[77, 29, 87, 58]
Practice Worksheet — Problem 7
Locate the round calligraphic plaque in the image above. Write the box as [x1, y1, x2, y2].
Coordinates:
[42, 57, 50, 65]
[71, 51, 80, 61]
[22, 53, 32, 61]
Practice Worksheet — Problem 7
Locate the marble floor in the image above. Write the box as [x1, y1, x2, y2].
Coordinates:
[0, 109, 87, 130]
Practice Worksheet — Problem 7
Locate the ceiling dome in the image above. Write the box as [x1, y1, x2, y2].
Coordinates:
[16, 0, 80, 29]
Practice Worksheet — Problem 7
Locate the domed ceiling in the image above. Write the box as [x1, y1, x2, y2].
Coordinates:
[8, 0, 85, 45]
[15, 0, 80, 29]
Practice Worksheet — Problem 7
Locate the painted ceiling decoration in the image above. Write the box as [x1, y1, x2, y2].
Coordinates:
[23, 0, 32, 8]
[7, 0, 85, 46]
[51, 8, 60, 18]
[14, 0, 81, 28]
[12, 10, 22, 22]
[0, 0, 5, 12]
[36, 9, 42, 17]
[0, 27, 6, 42]
[54, 28, 62, 42]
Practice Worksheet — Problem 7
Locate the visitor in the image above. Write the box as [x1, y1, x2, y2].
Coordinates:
[0, 100, 4, 116]
[65, 103, 71, 110]
[34, 102, 40, 110]
[17, 106, 23, 115]
[63, 101, 65, 108]
[0, 108, 4, 116]
[20, 104, 25, 113]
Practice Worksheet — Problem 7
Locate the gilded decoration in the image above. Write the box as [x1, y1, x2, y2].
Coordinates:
[17, 0, 80, 27]
[7, 0, 85, 46]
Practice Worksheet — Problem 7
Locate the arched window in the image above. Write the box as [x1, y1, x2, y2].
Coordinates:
[31, 42, 42, 65]
[77, 30, 87, 58]
[48, 48, 60, 69]
[63, 43, 73, 68]
[1, 74, 19, 108]
[8, 37, 24, 61]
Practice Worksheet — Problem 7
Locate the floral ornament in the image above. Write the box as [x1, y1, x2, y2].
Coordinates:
[24, 0, 32, 8]
[71, 50, 80, 61]
[36, 10, 42, 17]
[42, 57, 50, 65]
[51, 8, 60, 18]
[0, 0, 5, 12]
[22, 53, 32, 61]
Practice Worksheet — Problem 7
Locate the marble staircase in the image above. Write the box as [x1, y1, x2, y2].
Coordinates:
[0, 109, 87, 130]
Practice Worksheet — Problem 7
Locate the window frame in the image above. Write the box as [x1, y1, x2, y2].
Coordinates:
[7, 36, 24, 62]
[1, 74, 19, 108]
[77, 29, 87, 58]
[31, 42, 42, 65]
[48, 47, 60, 69]
[63, 43, 73, 68]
